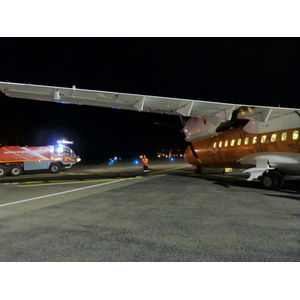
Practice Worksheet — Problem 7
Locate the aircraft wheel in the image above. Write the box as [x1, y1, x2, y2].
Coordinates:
[9, 165, 23, 176]
[194, 167, 203, 174]
[272, 171, 284, 189]
[261, 171, 284, 189]
[0, 165, 7, 177]
[49, 163, 61, 173]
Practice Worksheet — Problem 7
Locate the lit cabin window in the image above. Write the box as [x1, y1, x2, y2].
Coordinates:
[281, 132, 287, 141]
[213, 142, 217, 148]
[230, 139, 235, 146]
[219, 141, 223, 148]
[224, 140, 228, 147]
[271, 134, 276, 142]
[261, 135, 267, 143]
[252, 137, 257, 144]
[237, 138, 242, 146]
[293, 131, 299, 140]
[244, 137, 249, 145]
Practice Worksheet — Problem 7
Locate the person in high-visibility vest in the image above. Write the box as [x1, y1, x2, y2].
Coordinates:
[141, 155, 149, 173]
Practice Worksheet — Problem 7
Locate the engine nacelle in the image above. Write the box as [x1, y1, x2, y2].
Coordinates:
[183, 116, 223, 142]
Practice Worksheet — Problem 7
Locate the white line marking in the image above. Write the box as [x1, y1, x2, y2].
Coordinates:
[173, 165, 188, 170]
[0, 179, 127, 208]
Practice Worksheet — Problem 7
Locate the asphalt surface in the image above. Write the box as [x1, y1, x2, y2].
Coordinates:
[0, 158, 300, 261]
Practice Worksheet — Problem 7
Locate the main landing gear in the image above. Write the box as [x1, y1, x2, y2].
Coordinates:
[260, 170, 284, 190]
[193, 167, 203, 174]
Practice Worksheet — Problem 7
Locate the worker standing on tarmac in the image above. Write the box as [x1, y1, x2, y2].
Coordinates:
[141, 155, 149, 173]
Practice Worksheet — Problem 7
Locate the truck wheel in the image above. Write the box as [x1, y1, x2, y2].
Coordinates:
[0, 166, 7, 177]
[9, 165, 22, 176]
[49, 163, 61, 173]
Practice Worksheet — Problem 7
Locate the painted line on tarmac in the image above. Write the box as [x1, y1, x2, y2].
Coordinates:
[173, 165, 189, 170]
[150, 165, 188, 175]
[0, 178, 132, 208]
[19, 178, 121, 187]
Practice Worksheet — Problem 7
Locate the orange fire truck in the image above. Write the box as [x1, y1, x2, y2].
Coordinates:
[0, 144, 81, 177]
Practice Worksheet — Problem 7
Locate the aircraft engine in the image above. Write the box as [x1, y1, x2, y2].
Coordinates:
[183, 116, 223, 142]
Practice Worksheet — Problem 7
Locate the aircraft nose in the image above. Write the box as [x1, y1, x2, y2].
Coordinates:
[184, 145, 196, 164]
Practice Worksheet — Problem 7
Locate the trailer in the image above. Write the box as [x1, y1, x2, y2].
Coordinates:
[0, 144, 81, 177]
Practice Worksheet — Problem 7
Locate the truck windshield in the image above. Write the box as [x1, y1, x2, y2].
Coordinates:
[54, 146, 71, 156]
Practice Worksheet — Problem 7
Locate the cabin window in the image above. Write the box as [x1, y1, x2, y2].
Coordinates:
[237, 138, 242, 146]
[271, 134, 276, 142]
[293, 130, 299, 140]
[281, 132, 287, 141]
[219, 141, 223, 148]
[244, 137, 249, 145]
[230, 139, 235, 146]
[213, 141, 217, 148]
[252, 136, 257, 144]
[261, 135, 267, 143]
[224, 140, 228, 147]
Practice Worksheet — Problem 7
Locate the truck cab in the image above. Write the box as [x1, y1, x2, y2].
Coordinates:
[52, 145, 81, 168]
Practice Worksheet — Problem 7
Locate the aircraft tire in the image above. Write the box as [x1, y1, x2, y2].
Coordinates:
[0, 165, 7, 177]
[261, 171, 284, 190]
[272, 171, 284, 189]
[9, 165, 23, 176]
[49, 162, 61, 173]
[194, 167, 203, 174]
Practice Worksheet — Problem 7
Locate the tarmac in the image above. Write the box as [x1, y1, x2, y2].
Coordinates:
[0, 158, 300, 261]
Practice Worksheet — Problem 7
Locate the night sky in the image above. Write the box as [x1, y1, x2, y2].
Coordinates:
[1, 38, 300, 162]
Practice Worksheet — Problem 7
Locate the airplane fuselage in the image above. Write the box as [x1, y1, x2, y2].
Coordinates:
[184, 126, 300, 175]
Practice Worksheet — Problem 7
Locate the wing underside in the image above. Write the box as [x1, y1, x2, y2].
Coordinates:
[0, 81, 298, 121]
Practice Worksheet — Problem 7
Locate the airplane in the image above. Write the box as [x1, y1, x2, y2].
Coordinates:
[0, 81, 300, 189]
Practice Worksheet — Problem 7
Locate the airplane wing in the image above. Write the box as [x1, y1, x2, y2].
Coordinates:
[0, 81, 298, 121]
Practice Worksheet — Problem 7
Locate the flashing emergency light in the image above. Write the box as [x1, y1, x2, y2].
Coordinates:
[108, 157, 121, 165]
[56, 146, 64, 153]
[57, 140, 73, 145]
